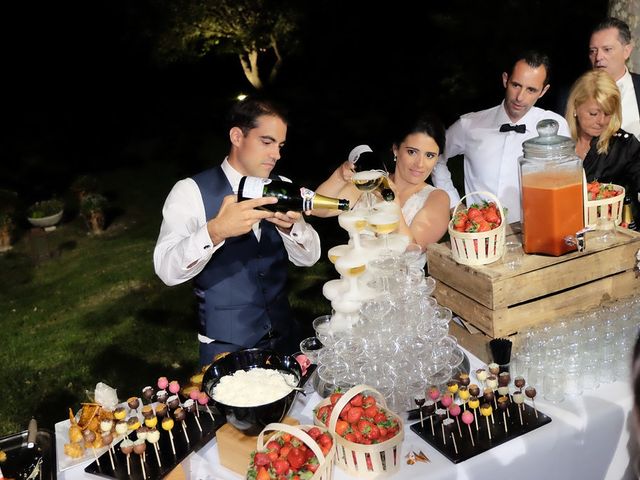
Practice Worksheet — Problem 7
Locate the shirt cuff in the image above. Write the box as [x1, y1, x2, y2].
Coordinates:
[186, 224, 224, 269]
[279, 220, 313, 247]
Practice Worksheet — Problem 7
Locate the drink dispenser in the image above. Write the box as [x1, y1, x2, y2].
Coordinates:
[519, 119, 584, 256]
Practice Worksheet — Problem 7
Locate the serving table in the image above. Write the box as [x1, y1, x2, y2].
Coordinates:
[56, 348, 636, 480]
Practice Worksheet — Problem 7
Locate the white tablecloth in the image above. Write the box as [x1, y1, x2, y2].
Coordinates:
[58, 348, 637, 480]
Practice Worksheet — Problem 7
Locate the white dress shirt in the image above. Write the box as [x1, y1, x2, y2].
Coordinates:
[153, 158, 321, 288]
[617, 68, 640, 139]
[431, 101, 570, 222]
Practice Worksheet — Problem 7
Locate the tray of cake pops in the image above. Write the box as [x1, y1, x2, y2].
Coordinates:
[83, 377, 225, 479]
[409, 366, 551, 464]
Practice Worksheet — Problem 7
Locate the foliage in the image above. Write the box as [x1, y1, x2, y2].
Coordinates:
[154, 0, 302, 89]
[0, 212, 13, 229]
[80, 193, 108, 215]
[70, 175, 99, 195]
[27, 199, 64, 219]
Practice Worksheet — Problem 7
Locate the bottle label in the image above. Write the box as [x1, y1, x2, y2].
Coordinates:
[242, 177, 271, 199]
[300, 187, 315, 211]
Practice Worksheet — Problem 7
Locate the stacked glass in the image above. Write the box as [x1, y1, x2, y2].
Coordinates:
[510, 296, 640, 403]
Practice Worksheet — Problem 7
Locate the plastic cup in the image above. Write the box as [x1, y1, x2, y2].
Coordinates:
[502, 241, 523, 270]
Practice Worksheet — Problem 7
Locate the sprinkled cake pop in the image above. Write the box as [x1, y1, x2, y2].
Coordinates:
[461, 410, 475, 446]
[157, 377, 169, 390]
[525, 386, 538, 418]
[480, 403, 493, 440]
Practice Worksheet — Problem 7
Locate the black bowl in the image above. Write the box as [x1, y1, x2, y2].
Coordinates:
[202, 348, 302, 436]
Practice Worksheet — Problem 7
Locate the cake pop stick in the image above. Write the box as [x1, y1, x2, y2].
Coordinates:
[414, 396, 426, 429]
[189, 390, 201, 418]
[197, 392, 215, 421]
[480, 403, 493, 441]
[461, 410, 475, 447]
[525, 386, 538, 418]
[497, 396, 509, 433]
[133, 439, 147, 479]
[147, 428, 162, 467]
[468, 396, 480, 431]
[162, 417, 176, 455]
[513, 391, 525, 425]
[435, 408, 447, 444]
[424, 400, 436, 436]
[174, 407, 190, 443]
[184, 399, 202, 432]
[448, 403, 462, 437]
[440, 392, 453, 416]
[83, 430, 101, 468]
[120, 438, 134, 476]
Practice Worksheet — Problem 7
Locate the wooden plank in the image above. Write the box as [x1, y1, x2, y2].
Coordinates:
[434, 281, 501, 337]
[449, 321, 492, 363]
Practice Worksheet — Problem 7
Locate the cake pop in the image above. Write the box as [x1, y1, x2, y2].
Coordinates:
[424, 399, 436, 436]
[127, 397, 140, 412]
[483, 388, 496, 423]
[446, 381, 459, 400]
[189, 390, 201, 418]
[100, 419, 113, 433]
[448, 403, 462, 437]
[427, 385, 440, 402]
[488, 363, 500, 376]
[142, 386, 155, 403]
[183, 399, 202, 432]
[525, 386, 538, 418]
[167, 395, 180, 410]
[497, 386, 510, 416]
[144, 415, 158, 429]
[458, 386, 470, 410]
[157, 377, 169, 390]
[115, 420, 128, 437]
[169, 380, 181, 394]
[126, 416, 141, 432]
[468, 396, 480, 430]
[120, 438, 134, 476]
[133, 438, 147, 478]
[475, 368, 488, 384]
[480, 403, 493, 440]
[461, 410, 475, 447]
[498, 371, 511, 387]
[197, 392, 216, 421]
[440, 392, 453, 414]
[147, 428, 162, 466]
[468, 383, 480, 397]
[114, 406, 126, 420]
[101, 432, 115, 471]
[156, 390, 169, 404]
[141, 405, 154, 419]
[457, 372, 471, 387]
[497, 396, 509, 433]
[514, 376, 526, 390]
[155, 403, 168, 418]
[174, 407, 190, 443]
[161, 417, 176, 455]
[513, 391, 525, 425]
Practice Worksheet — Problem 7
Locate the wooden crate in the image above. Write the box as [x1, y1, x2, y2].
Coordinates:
[428, 224, 640, 338]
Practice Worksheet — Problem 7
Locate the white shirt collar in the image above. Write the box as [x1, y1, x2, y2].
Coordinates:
[496, 100, 537, 127]
[221, 157, 244, 193]
[617, 67, 633, 93]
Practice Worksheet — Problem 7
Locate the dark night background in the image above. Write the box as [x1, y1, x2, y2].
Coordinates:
[3, 0, 608, 204]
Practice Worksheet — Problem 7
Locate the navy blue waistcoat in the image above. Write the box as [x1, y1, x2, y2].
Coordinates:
[192, 167, 290, 347]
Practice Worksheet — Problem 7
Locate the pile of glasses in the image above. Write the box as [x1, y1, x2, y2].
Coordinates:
[510, 296, 640, 403]
[303, 250, 466, 414]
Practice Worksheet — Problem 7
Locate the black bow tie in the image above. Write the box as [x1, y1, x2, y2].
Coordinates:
[499, 123, 526, 134]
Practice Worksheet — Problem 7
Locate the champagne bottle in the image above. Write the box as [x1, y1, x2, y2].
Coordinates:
[238, 176, 350, 212]
[621, 194, 637, 230]
[348, 145, 395, 201]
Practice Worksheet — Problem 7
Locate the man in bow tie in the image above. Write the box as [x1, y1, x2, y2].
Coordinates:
[432, 51, 569, 222]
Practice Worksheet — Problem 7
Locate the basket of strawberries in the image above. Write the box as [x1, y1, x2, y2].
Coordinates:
[448, 191, 506, 266]
[584, 180, 625, 227]
[313, 385, 403, 478]
[248, 423, 335, 480]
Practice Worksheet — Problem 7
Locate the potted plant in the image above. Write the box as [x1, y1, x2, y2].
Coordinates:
[0, 212, 13, 251]
[27, 199, 64, 228]
[80, 193, 108, 234]
[70, 175, 98, 203]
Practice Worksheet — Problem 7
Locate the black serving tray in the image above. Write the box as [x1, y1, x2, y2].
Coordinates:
[410, 397, 551, 464]
[84, 407, 225, 480]
[0, 428, 56, 480]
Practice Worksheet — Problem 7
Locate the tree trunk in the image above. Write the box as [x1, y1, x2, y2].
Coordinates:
[239, 50, 263, 90]
[269, 36, 283, 84]
[609, 0, 640, 72]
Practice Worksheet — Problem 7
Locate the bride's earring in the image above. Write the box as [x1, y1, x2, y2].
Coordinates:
[393, 155, 397, 162]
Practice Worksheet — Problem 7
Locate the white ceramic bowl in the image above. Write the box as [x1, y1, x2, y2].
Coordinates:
[28, 210, 63, 228]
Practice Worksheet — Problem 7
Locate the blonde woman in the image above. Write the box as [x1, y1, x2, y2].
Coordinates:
[565, 70, 640, 222]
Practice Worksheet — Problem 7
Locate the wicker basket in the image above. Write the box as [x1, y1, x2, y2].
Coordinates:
[314, 385, 404, 478]
[448, 191, 506, 266]
[583, 183, 625, 227]
[255, 423, 336, 480]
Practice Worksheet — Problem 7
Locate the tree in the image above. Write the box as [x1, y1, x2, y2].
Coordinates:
[609, 0, 640, 72]
[155, 0, 301, 90]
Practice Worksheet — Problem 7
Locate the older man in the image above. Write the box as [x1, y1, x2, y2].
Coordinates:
[589, 17, 640, 138]
[432, 51, 569, 223]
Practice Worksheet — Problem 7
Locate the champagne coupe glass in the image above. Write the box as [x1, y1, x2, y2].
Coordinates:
[338, 209, 369, 250]
[367, 209, 400, 256]
[335, 251, 369, 301]
[352, 170, 384, 212]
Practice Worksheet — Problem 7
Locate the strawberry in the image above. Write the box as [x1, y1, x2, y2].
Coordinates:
[253, 452, 271, 466]
[330, 392, 343, 405]
[266, 440, 281, 453]
[362, 395, 377, 408]
[256, 466, 270, 480]
[467, 206, 483, 221]
[335, 419, 349, 436]
[452, 212, 467, 229]
[287, 447, 306, 470]
[350, 393, 364, 407]
[306, 427, 321, 440]
[347, 406, 363, 424]
[364, 405, 379, 418]
[273, 458, 289, 475]
[338, 402, 352, 420]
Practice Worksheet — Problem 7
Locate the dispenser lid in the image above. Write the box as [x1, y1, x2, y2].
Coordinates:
[522, 119, 575, 159]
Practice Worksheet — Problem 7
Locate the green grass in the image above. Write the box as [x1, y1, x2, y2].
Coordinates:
[0, 161, 336, 435]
